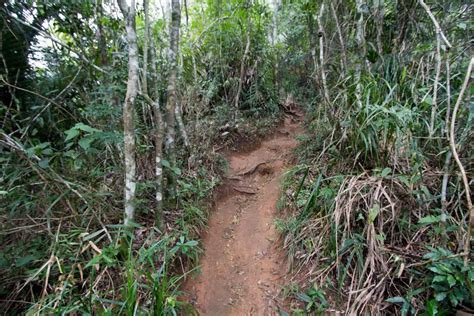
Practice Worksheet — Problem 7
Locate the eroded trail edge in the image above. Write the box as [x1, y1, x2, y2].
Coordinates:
[185, 116, 302, 315]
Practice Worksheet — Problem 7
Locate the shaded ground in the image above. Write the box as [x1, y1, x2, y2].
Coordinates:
[185, 115, 303, 315]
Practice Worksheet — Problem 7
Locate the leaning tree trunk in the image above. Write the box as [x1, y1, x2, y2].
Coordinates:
[165, 0, 181, 200]
[117, 0, 139, 226]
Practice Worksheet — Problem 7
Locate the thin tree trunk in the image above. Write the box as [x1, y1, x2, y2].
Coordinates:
[395, 0, 414, 51]
[355, 0, 367, 108]
[418, 0, 452, 137]
[143, 0, 164, 228]
[165, 0, 181, 199]
[317, 3, 330, 104]
[234, 13, 251, 114]
[330, 1, 347, 76]
[272, 0, 281, 91]
[176, 38, 190, 148]
[96, 0, 108, 66]
[307, 13, 318, 83]
[444, 53, 451, 137]
[374, 0, 384, 58]
[118, 0, 139, 226]
[439, 52, 452, 247]
[153, 96, 164, 227]
[142, 0, 149, 97]
[429, 32, 441, 137]
[175, 104, 189, 147]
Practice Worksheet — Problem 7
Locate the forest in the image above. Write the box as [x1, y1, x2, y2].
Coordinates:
[0, 0, 473, 315]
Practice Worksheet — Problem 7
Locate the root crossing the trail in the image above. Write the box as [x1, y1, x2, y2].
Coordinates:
[185, 116, 303, 315]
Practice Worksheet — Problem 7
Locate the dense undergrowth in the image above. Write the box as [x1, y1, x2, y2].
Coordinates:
[0, 0, 281, 314]
[276, 1, 473, 315]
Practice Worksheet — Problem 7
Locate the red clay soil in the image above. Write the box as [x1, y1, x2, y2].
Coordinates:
[184, 115, 303, 315]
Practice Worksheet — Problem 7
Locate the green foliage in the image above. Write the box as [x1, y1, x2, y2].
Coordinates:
[424, 248, 474, 309]
[296, 286, 329, 314]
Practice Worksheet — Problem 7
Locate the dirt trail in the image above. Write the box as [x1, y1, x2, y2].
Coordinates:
[185, 115, 302, 315]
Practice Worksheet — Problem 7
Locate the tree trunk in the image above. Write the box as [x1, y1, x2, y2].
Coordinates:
[317, 3, 330, 104]
[272, 0, 281, 91]
[96, 0, 108, 66]
[142, 0, 164, 228]
[330, 1, 347, 76]
[175, 103, 190, 148]
[374, 0, 384, 58]
[306, 13, 318, 84]
[165, 0, 181, 200]
[355, 0, 368, 108]
[234, 10, 251, 114]
[117, 0, 139, 226]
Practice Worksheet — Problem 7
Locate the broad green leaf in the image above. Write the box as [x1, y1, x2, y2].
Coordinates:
[381, 167, 392, 177]
[65, 128, 80, 141]
[434, 292, 447, 301]
[419, 215, 441, 225]
[397, 175, 410, 187]
[428, 266, 445, 275]
[368, 203, 380, 224]
[79, 137, 94, 151]
[185, 240, 198, 247]
[162, 159, 171, 168]
[85, 255, 102, 269]
[74, 122, 101, 133]
[447, 275, 456, 287]
[296, 293, 312, 303]
[38, 159, 49, 169]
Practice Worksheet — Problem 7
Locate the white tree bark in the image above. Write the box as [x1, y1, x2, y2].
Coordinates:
[317, 3, 330, 104]
[118, 0, 139, 226]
